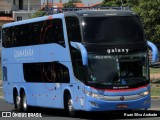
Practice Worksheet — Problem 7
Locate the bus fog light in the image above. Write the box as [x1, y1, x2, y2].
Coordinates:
[90, 101, 98, 107]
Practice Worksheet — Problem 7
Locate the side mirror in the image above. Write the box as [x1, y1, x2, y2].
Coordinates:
[70, 42, 88, 66]
[147, 41, 159, 63]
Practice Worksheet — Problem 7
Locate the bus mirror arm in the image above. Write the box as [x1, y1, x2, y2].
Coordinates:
[147, 40, 159, 63]
[70, 42, 88, 66]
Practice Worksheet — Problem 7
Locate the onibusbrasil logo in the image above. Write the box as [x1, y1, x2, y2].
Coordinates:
[1, 112, 42, 118]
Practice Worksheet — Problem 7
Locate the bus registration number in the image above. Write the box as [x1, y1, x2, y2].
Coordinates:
[117, 104, 128, 109]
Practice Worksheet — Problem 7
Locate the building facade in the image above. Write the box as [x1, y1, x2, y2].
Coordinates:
[0, 0, 41, 22]
[11, 0, 41, 21]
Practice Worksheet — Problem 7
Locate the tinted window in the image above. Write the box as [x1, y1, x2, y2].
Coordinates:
[65, 17, 82, 42]
[2, 19, 65, 48]
[30, 21, 41, 45]
[2, 28, 12, 48]
[71, 49, 86, 82]
[82, 16, 145, 45]
[42, 19, 65, 45]
[0, 27, 1, 40]
[65, 17, 85, 82]
[23, 62, 70, 83]
[12, 26, 21, 46]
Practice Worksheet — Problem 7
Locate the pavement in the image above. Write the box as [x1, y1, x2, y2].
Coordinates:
[0, 98, 160, 120]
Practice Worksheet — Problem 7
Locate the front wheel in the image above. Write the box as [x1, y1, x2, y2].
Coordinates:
[67, 94, 76, 117]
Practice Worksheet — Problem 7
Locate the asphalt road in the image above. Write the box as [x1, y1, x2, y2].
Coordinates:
[0, 98, 160, 120]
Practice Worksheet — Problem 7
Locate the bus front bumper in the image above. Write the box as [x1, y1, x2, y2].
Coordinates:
[85, 94, 150, 111]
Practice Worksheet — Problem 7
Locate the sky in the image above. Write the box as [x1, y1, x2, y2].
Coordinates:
[41, 0, 104, 5]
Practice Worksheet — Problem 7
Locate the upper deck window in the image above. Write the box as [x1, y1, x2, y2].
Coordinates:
[82, 16, 145, 45]
[65, 17, 82, 42]
[2, 18, 65, 48]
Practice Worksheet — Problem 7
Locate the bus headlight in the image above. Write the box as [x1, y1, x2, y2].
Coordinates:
[91, 93, 99, 98]
[140, 90, 149, 96]
[84, 91, 100, 99]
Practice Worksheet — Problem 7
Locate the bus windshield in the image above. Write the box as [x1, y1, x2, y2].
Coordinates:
[87, 52, 149, 88]
[82, 16, 145, 44]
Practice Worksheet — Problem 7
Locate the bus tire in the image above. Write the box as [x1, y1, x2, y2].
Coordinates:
[13, 89, 18, 109]
[15, 94, 23, 111]
[22, 92, 29, 112]
[67, 94, 76, 117]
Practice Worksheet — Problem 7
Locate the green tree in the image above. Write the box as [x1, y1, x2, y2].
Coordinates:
[63, 2, 76, 8]
[133, 0, 160, 43]
[30, 10, 47, 18]
[125, 0, 139, 6]
[63, 0, 82, 8]
[101, 0, 124, 6]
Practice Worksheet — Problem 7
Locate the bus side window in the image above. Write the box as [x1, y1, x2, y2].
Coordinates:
[42, 19, 65, 47]
[13, 26, 21, 46]
[65, 16, 82, 42]
[22, 24, 30, 46]
[53, 19, 65, 46]
[2, 28, 12, 48]
[65, 16, 85, 82]
[31, 22, 41, 45]
[2, 29, 7, 47]
[23, 62, 70, 83]
[57, 63, 70, 83]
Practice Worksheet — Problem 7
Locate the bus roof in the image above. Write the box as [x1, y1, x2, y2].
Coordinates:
[64, 10, 137, 17]
[2, 9, 136, 28]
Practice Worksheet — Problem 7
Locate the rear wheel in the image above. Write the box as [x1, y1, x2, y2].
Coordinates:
[22, 92, 29, 112]
[15, 94, 22, 111]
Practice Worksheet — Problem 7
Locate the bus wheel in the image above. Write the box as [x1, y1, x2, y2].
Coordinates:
[22, 92, 28, 112]
[67, 94, 76, 117]
[15, 94, 22, 111]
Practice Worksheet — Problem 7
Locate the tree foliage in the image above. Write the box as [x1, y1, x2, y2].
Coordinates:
[30, 10, 47, 18]
[133, 0, 160, 43]
[63, 2, 76, 8]
[63, 0, 82, 8]
[102, 0, 124, 6]
[102, 0, 160, 43]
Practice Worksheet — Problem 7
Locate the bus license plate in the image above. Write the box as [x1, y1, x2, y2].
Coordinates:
[117, 104, 128, 109]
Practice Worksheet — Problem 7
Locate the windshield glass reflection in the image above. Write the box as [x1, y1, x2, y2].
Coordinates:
[87, 52, 148, 87]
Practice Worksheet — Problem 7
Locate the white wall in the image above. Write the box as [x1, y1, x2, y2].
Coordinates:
[13, 11, 36, 21]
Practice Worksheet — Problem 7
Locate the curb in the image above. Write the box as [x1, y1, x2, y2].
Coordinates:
[151, 96, 160, 99]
